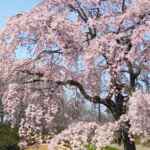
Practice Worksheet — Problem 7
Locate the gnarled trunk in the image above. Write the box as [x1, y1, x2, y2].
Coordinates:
[122, 126, 136, 150]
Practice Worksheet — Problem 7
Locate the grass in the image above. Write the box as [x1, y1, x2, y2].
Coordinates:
[25, 144, 150, 150]
[111, 144, 150, 150]
[0, 124, 19, 150]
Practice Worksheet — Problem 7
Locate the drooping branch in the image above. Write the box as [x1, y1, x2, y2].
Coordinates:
[126, 61, 141, 92]
[19, 70, 44, 78]
[20, 69, 117, 118]
[68, 1, 97, 45]
[35, 49, 63, 60]
[68, 1, 88, 23]
[116, 35, 141, 92]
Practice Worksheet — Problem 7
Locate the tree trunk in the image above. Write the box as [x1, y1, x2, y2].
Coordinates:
[122, 126, 136, 150]
[0, 98, 4, 123]
[98, 103, 101, 121]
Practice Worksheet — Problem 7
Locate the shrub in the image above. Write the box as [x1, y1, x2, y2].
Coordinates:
[102, 146, 119, 150]
[86, 144, 96, 150]
[86, 144, 119, 150]
[0, 124, 20, 150]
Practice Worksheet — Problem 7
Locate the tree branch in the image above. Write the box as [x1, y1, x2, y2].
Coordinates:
[68, 3, 88, 23]
[121, 0, 126, 12]
[22, 72, 117, 118]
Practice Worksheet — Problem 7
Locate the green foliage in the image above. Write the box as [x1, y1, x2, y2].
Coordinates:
[0, 123, 20, 150]
[86, 144, 96, 150]
[102, 146, 119, 150]
[86, 144, 119, 150]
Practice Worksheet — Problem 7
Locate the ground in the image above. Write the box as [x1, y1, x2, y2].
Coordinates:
[25, 144, 150, 150]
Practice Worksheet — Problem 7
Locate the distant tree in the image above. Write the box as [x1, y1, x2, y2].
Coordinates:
[0, 0, 149, 150]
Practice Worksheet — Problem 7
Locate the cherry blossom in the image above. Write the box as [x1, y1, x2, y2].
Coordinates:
[0, 0, 149, 150]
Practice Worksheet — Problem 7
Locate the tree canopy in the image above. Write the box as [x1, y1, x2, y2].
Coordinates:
[0, 0, 149, 150]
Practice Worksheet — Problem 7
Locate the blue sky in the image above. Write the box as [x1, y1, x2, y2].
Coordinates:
[0, 0, 41, 59]
[0, 0, 41, 28]
[0, 0, 149, 59]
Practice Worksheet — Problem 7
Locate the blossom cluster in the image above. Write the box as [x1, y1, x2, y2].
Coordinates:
[128, 91, 150, 137]
[48, 121, 119, 150]
[0, 0, 149, 149]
